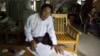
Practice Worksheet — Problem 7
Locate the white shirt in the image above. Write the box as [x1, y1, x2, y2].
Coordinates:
[24, 13, 57, 45]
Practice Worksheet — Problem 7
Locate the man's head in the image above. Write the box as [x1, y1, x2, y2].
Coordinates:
[91, 7, 96, 13]
[40, 4, 53, 20]
[93, 0, 97, 3]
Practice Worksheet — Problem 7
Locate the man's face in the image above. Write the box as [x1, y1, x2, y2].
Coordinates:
[93, 0, 97, 3]
[92, 8, 96, 12]
[40, 7, 51, 20]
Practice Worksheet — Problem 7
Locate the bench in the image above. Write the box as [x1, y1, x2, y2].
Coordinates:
[52, 14, 82, 53]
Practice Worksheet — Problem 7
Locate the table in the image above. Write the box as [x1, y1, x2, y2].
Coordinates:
[0, 45, 77, 56]
[0, 30, 22, 45]
[0, 45, 33, 56]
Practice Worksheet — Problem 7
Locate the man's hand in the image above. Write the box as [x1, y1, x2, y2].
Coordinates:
[30, 40, 37, 51]
[51, 45, 64, 54]
[88, 14, 92, 18]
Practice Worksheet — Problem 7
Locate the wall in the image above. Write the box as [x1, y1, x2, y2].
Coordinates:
[94, 0, 100, 12]
[6, 0, 39, 24]
[6, 0, 24, 22]
[6, 0, 44, 24]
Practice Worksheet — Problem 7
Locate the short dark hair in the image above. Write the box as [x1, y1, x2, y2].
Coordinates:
[90, 7, 96, 11]
[40, 4, 53, 13]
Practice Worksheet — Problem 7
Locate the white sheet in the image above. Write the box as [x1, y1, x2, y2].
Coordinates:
[27, 43, 77, 56]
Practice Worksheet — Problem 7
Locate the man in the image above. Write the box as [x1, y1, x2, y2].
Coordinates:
[24, 4, 63, 54]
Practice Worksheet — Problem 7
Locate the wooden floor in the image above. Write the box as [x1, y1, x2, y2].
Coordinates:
[0, 45, 34, 56]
